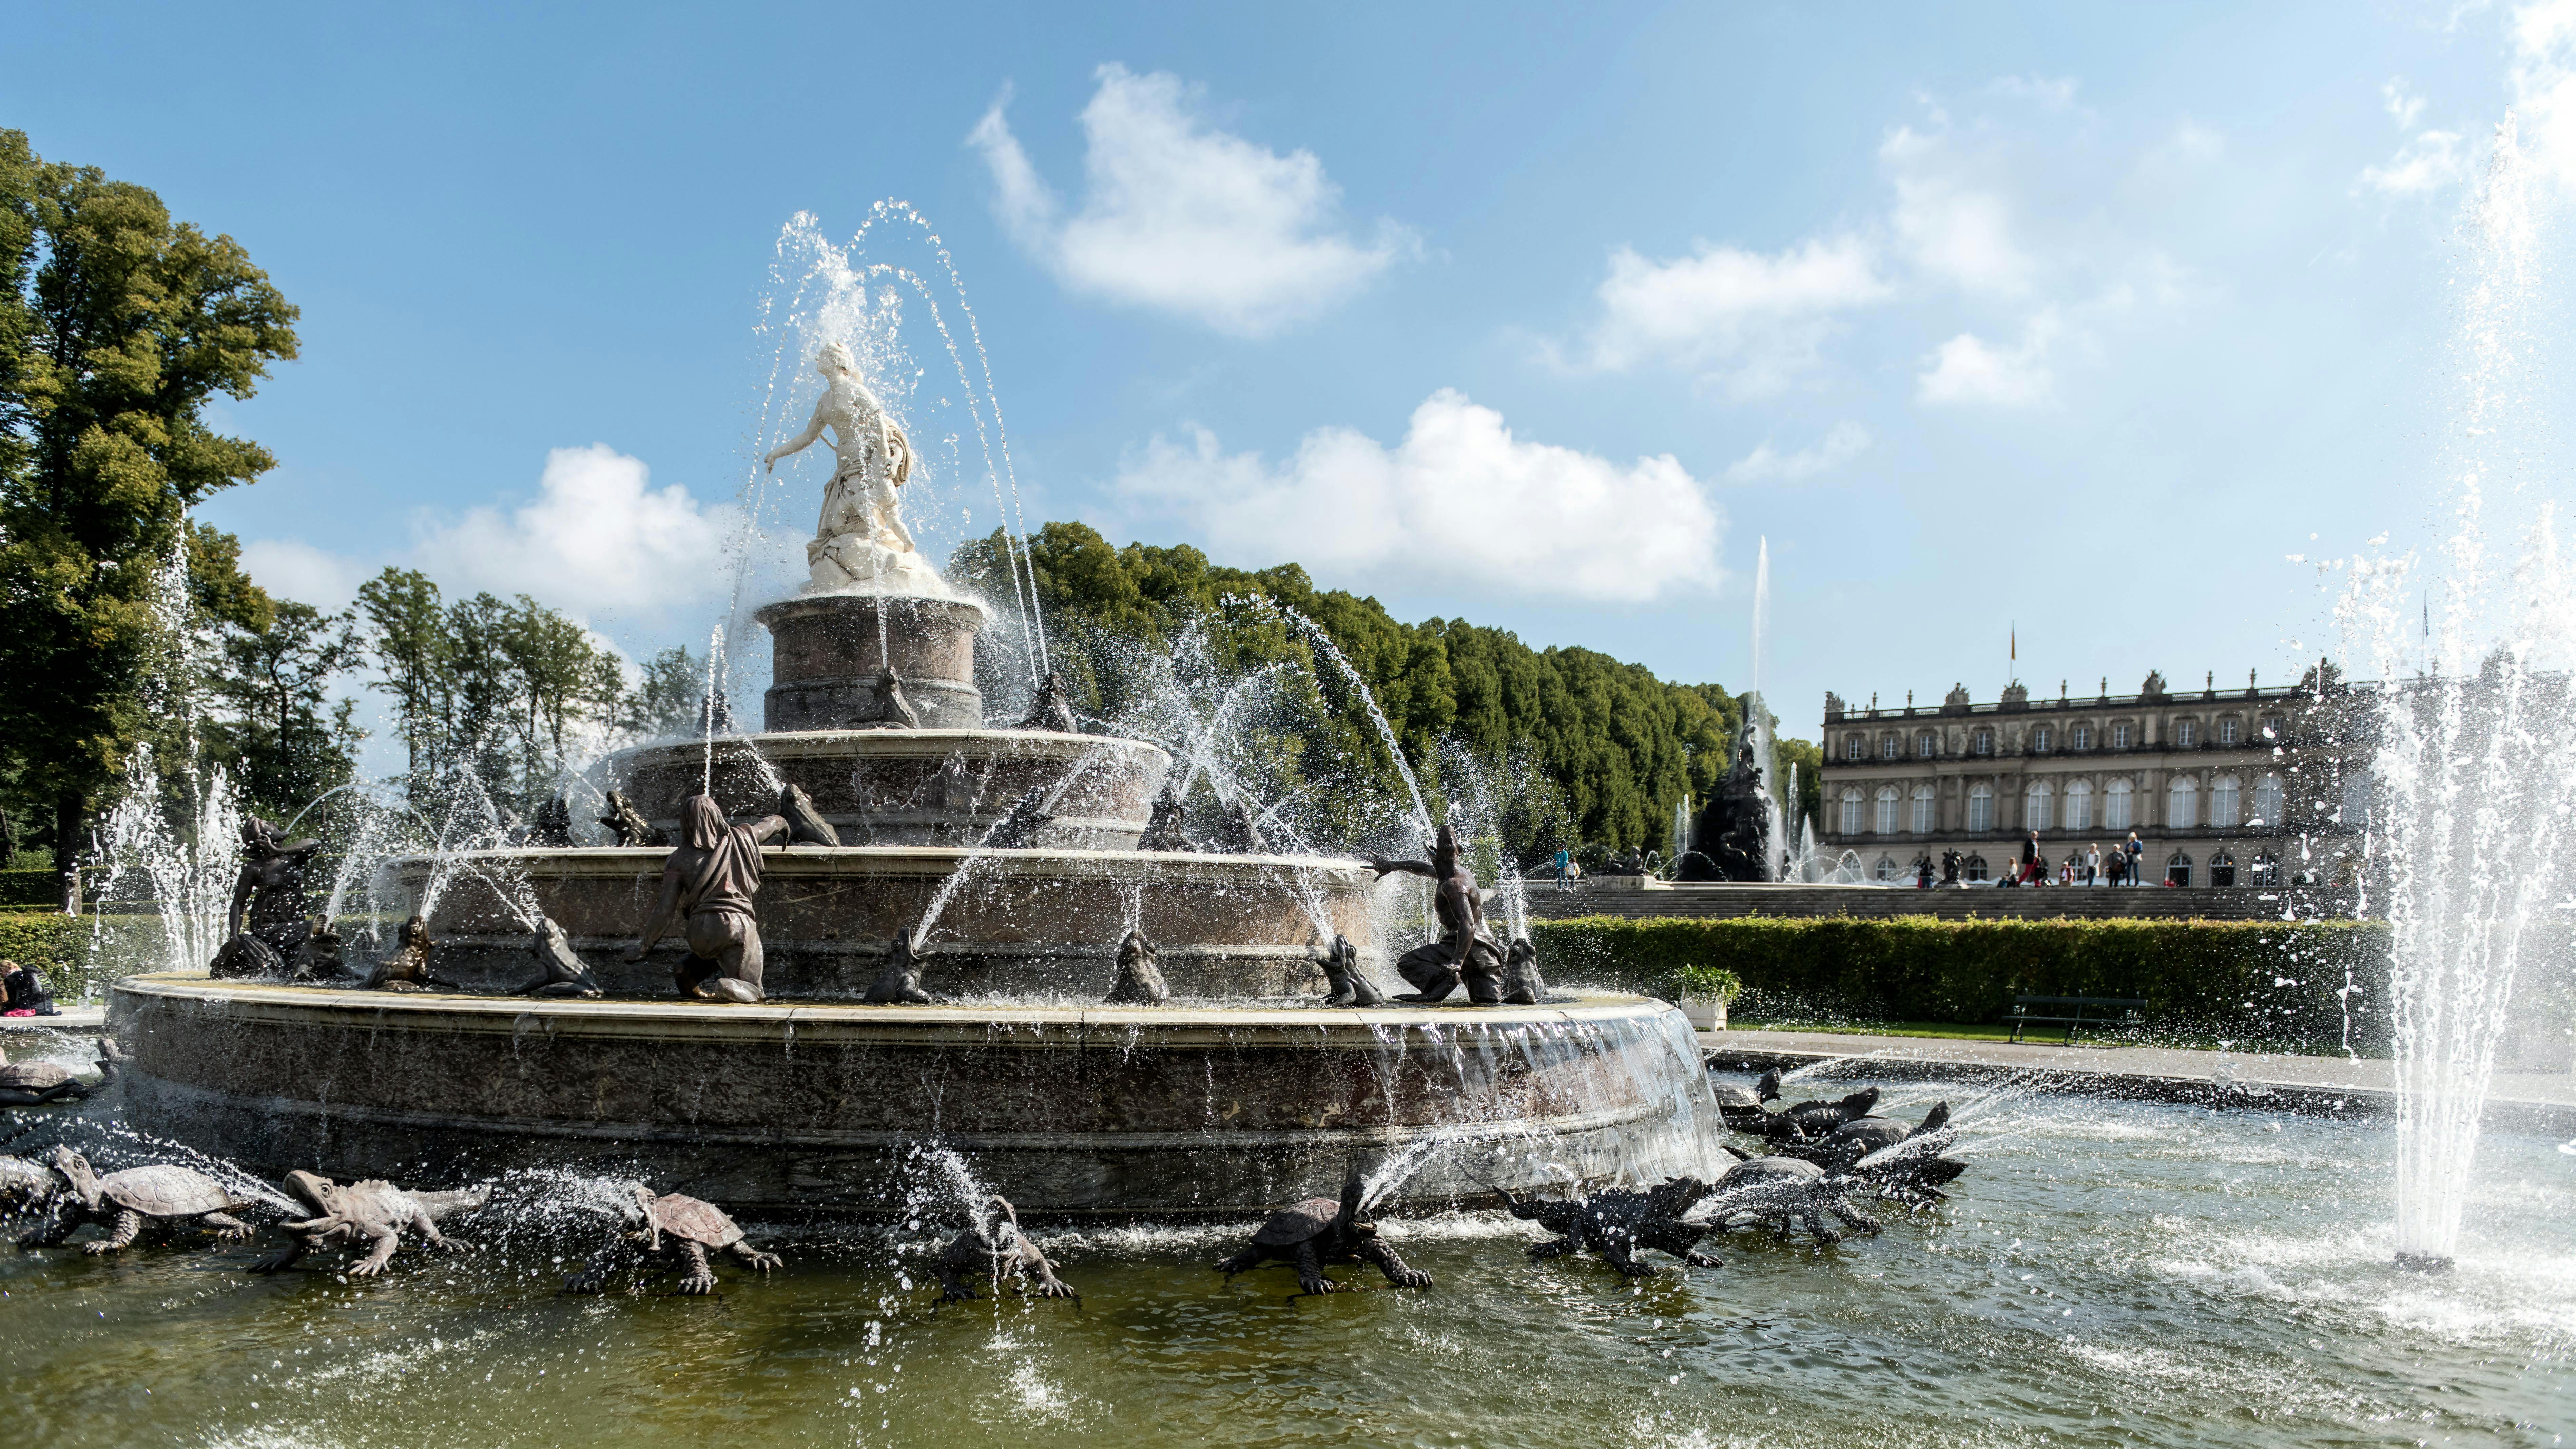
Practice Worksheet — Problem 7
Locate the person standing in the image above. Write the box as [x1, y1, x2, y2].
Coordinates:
[1553, 848, 1572, 893]
[2085, 844, 2101, 886]
[2021, 828, 2043, 885]
[2123, 831, 2144, 886]
[1916, 854, 1934, 890]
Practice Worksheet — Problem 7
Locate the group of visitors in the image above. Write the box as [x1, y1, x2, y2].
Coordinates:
[1974, 831, 2149, 887]
[2, 959, 59, 1017]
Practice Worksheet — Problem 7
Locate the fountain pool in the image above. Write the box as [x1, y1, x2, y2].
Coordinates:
[1, 1074, 2567, 1447]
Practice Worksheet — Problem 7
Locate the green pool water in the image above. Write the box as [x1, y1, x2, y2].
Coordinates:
[0, 1076, 2567, 1447]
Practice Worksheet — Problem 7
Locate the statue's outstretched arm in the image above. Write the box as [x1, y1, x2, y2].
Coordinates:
[627, 861, 684, 961]
[1368, 857, 1436, 881]
[745, 815, 791, 847]
[763, 401, 828, 471]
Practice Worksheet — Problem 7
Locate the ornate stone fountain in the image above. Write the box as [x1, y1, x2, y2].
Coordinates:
[109, 345, 1720, 1217]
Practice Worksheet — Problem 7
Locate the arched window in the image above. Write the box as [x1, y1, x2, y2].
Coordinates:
[1972, 727, 1994, 756]
[2168, 775, 2199, 829]
[1916, 729, 1938, 758]
[2249, 851, 2280, 886]
[2071, 722, 2094, 750]
[2031, 724, 2054, 752]
[2252, 774, 2283, 826]
[1967, 782, 1994, 832]
[1874, 785, 1901, 834]
[1964, 853, 1989, 882]
[2209, 848, 2236, 887]
[2064, 779, 2093, 831]
[2165, 851, 2193, 887]
[1910, 783, 1936, 833]
[2176, 719, 2200, 748]
[2111, 720, 2134, 748]
[2105, 778, 2133, 830]
[1845, 733, 1865, 760]
[1881, 734, 1900, 760]
[2209, 775, 2240, 828]
[1874, 855, 1897, 882]
[2217, 716, 2242, 745]
[2025, 780, 2053, 831]
[1838, 786, 1863, 836]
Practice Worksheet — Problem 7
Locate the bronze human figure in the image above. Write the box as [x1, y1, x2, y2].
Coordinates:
[1019, 672, 1077, 733]
[1136, 784, 1190, 851]
[1367, 820, 1505, 1005]
[212, 817, 322, 976]
[527, 796, 576, 848]
[628, 795, 789, 1003]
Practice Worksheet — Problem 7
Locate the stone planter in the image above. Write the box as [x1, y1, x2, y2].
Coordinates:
[1680, 997, 1728, 1031]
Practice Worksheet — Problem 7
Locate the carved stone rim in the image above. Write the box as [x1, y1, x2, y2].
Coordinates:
[110, 975, 1672, 1046]
[379, 846, 1375, 881]
[613, 728, 1170, 762]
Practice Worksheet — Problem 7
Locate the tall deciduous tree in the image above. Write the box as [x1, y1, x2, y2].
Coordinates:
[0, 131, 298, 889]
[205, 596, 365, 815]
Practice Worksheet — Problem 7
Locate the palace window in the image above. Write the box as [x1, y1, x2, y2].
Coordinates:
[2064, 779, 2093, 831]
[2025, 781, 2053, 832]
[1845, 734, 1865, 760]
[1881, 734, 1900, 760]
[1967, 782, 1994, 832]
[1964, 853, 1990, 882]
[1916, 729, 1938, 758]
[2169, 775, 2199, 828]
[1875, 856, 1897, 882]
[1972, 727, 1994, 756]
[1839, 787, 1863, 836]
[2175, 719, 2200, 748]
[1874, 785, 1901, 834]
[2031, 724, 2054, 752]
[2209, 848, 2237, 887]
[2166, 851, 2193, 887]
[1911, 784, 1935, 834]
[2111, 721, 2134, 748]
[2217, 716, 2242, 745]
[2071, 723, 2094, 750]
[2105, 778, 2133, 830]
[2341, 769, 2371, 826]
[2252, 774, 2283, 826]
[2249, 851, 2280, 886]
[2261, 715, 2285, 741]
[2209, 776, 2241, 828]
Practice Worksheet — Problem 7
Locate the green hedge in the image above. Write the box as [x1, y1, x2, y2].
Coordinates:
[0, 868, 71, 909]
[1532, 915, 2394, 1048]
[0, 913, 165, 1003]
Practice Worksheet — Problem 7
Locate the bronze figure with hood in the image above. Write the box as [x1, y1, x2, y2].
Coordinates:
[626, 795, 789, 1002]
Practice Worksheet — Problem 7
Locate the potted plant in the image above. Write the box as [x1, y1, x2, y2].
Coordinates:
[1676, 965, 1741, 1032]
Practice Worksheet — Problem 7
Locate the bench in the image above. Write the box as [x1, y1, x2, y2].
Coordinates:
[2007, 993, 2146, 1045]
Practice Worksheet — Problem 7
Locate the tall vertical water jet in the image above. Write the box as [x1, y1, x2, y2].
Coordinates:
[2349, 114, 2576, 1268]
[1747, 537, 1784, 879]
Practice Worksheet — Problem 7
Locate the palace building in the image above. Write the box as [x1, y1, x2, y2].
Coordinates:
[1814, 671, 2370, 887]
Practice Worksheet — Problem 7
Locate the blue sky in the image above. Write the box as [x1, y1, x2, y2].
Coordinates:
[7, 1, 2565, 745]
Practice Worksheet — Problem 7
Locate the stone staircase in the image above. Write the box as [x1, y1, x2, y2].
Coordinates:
[1522, 880, 2359, 923]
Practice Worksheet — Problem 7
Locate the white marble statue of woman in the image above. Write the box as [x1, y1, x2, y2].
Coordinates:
[764, 342, 941, 594]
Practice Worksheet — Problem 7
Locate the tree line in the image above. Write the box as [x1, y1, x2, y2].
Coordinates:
[954, 522, 1821, 867]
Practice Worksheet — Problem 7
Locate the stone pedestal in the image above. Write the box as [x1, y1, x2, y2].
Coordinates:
[756, 593, 986, 730]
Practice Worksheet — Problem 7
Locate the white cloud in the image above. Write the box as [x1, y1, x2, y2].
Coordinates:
[1988, 75, 2080, 110]
[2360, 129, 2470, 194]
[1116, 390, 1722, 603]
[1881, 124, 2034, 297]
[1725, 422, 1873, 483]
[2512, 0, 2576, 187]
[1567, 236, 1891, 396]
[1918, 312, 2064, 406]
[410, 444, 737, 621]
[2383, 77, 2429, 130]
[967, 64, 1412, 336]
[238, 538, 366, 612]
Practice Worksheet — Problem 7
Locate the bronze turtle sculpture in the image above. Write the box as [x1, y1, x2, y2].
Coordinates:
[0, 1040, 118, 1107]
[1704, 1149, 1884, 1244]
[1102, 930, 1170, 1005]
[934, 1195, 1078, 1303]
[19, 1146, 255, 1255]
[566, 1183, 780, 1295]
[1215, 1175, 1432, 1295]
[251, 1170, 489, 1276]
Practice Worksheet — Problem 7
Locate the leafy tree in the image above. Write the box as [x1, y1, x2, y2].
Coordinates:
[624, 645, 704, 738]
[0, 131, 297, 886]
[355, 567, 452, 787]
[205, 596, 364, 816]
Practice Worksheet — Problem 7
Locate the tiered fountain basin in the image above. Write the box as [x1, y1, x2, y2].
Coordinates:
[107, 979, 1719, 1217]
[394, 846, 1378, 998]
[613, 729, 1170, 851]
